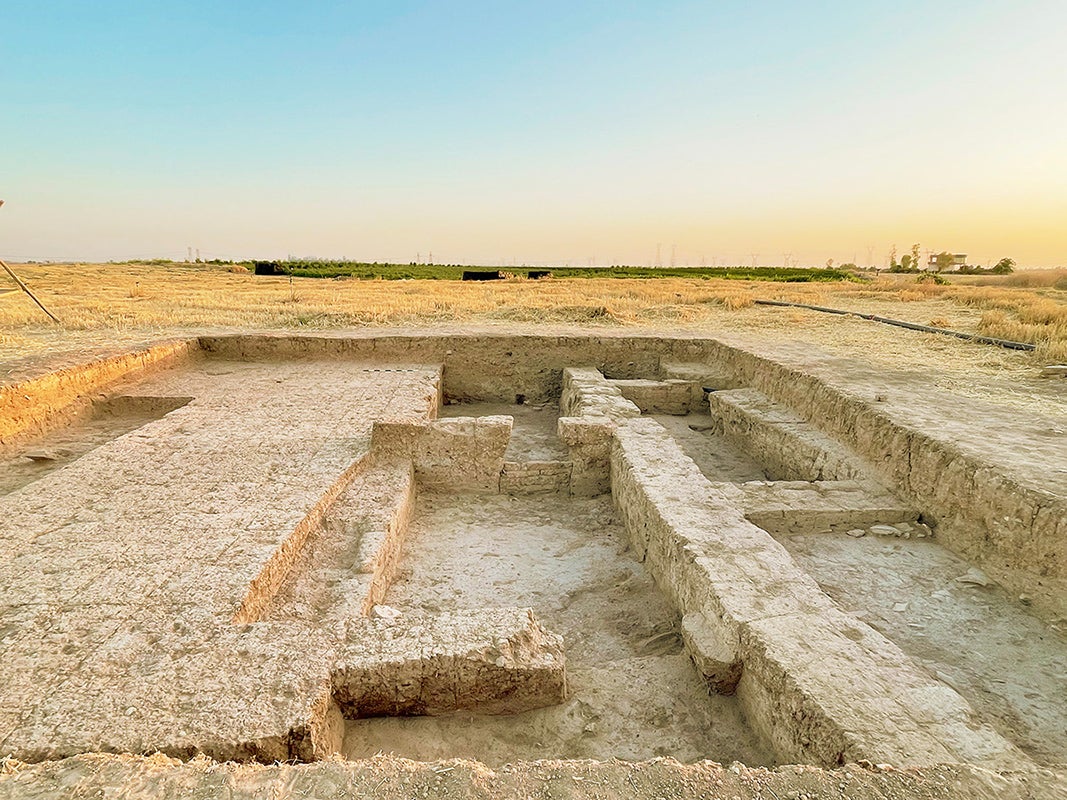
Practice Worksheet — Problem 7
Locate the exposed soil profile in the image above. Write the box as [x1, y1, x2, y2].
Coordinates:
[343, 494, 773, 766]
[0, 395, 190, 496]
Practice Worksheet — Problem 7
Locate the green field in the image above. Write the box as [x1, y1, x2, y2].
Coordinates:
[251, 261, 858, 283]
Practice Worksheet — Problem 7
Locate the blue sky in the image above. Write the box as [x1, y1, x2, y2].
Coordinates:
[3, 1, 1065, 265]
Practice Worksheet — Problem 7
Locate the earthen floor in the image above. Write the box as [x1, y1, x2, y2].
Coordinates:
[782, 529, 1067, 765]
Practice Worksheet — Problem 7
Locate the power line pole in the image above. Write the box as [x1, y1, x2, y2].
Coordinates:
[655, 243, 662, 267]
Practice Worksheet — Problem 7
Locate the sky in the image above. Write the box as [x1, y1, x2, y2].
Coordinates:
[2, 1, 1065, 267]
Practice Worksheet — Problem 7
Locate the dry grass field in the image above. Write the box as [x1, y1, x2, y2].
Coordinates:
[1, 262, 1065, 414]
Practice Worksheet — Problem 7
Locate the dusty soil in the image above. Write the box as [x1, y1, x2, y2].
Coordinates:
[344, 493, 773, 766]
[4, 752, 1066, 800]
[780, 530, 1067, 764]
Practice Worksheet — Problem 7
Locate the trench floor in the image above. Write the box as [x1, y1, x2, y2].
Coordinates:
[343, 494, 773, 766]
[650, 412, 767, 482]
[781, 530, 1067, 764]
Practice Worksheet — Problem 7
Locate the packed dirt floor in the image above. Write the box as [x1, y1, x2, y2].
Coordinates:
[0, 395, 189, 496]
[651, 411, 769, 482]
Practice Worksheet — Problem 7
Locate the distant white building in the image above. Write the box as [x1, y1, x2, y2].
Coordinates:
[926, 253, 968, 272]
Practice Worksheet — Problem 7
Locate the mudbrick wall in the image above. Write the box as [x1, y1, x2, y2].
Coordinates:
[6, 331, 1064, 615]
[6, 330, 1061, 609]
[607, 416, 1023, 769]
[551, 365, 1026, 768]
[216, 332, 1062, 610]
[371, 416, 511, 493]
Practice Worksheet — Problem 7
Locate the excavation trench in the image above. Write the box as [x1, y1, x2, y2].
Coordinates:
[635, 379, 1067, 766]
[1, 334, 1065, 781]
[321, 379, 1065, 769]
[342, 491, 772, 765]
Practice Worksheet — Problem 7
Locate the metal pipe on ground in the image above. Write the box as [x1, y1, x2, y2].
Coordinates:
[753, 299, 1036, 352]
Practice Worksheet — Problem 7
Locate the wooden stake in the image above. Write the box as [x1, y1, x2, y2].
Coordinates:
[0, 259, 61, 323]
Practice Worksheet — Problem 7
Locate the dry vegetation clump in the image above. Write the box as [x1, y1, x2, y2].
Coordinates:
[943, 286, 1067, 359]
[955, 268, 1067, 289]
[976, 310, 1067, 362]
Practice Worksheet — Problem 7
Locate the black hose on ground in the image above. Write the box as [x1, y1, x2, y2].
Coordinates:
[752, 299, 1036, 351]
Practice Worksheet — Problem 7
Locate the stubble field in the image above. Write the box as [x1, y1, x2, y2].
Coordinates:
[1, 262, 1065, 415]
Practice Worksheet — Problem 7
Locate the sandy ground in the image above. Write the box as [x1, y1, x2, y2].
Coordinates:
[780, 530, 1067, 765]
[344, 493, 773, 766]
[4, 751, 1065, 800]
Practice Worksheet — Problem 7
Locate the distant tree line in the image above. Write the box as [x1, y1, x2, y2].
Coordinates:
[885, 244, 1014, 274]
